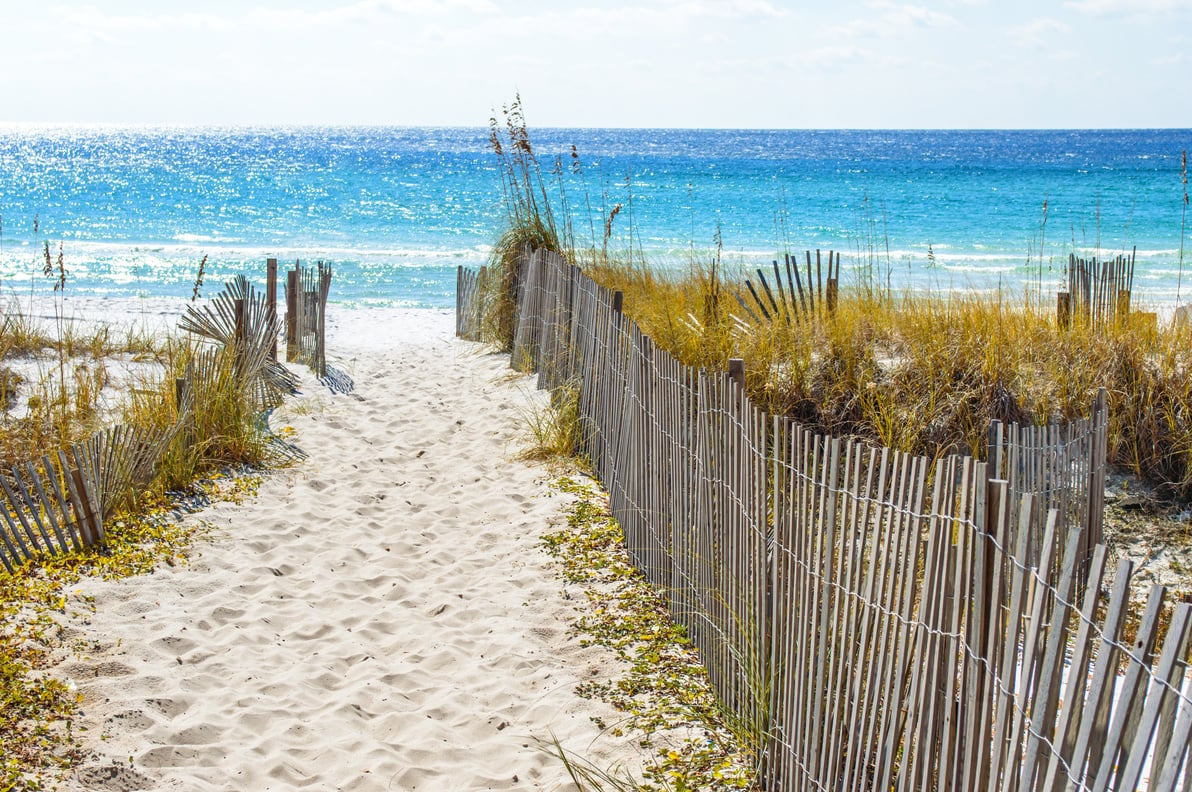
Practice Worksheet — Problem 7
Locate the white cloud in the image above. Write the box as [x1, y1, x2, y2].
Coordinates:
[802, 45, 873, 64]
[1010, 17, 1071, 47]
[1150, 52, 1186, 64]
[51, 0, 498, 37]
[1063, 0, 1192, 14]
[831, 2, 957, 39]
[339, 0, 499, 18]
[722, 45, 874, 74]
[662, 0, 789, 17]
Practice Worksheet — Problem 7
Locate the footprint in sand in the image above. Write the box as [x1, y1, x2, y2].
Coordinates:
[60, 660, 137, 679]
[172, 723, 222, 745]
[144, 697, 190, 719]
[73, 760, 153, 791]
[209, 606, 244, 626]
[138, 746, 201, 768]
[106, 710, 155, 732]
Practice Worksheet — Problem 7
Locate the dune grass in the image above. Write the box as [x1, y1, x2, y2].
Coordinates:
[0, 270, 289, 787]
[586, 261, 1192, 499]
[0, 304, 271, 492]
[1, 315, 152, 471]
[485, 220, 1192, 500]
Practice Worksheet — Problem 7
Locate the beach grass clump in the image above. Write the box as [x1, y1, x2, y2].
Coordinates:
[583, 257, 1192, 498]
[0, 308, 55, 360]
[0, 366, 20, 412]
[481, 96, 563, 351]
[521, 381, 584, 464]
[0, 362, 107, 472]
[118, 341, 271, 504]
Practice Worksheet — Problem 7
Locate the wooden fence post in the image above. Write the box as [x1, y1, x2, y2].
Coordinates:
[1057, 292, 1071, 329]
[266, 257, 278, 360]
[69, 467, 100, 546]
[826, 279, 838, 315]
[728, 358, 745, 390]
[816, 249, 823, 305]
[612, 290, 624, 318]
[456, 265, 463, 337]
[476, 265, 487, 338]
[317, 264, 330, 378]
[987, 419, 1003, 480]
[1116, 290, 1130, 321]
[175, 376, 193, 454]
[286, 268, 298, 362]
[970, 474, 1006, 790]
[233, 298, 247, 372]
[1086, 388, 1108, 572]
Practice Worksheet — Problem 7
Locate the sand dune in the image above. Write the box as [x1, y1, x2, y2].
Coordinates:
[51, 308, 638, 791]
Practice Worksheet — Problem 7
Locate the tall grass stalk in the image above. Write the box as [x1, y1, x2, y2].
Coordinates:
[1038, 197, 1048, 304]
[482, 96, 562, 350]
[192, 254, 208, 302]
[520, 381, 584, 464]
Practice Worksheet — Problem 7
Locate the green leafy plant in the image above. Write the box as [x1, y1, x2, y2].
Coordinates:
[541, 477, 760, 791]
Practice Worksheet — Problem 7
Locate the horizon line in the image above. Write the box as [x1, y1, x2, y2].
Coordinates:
[0, 122, 1190, 133]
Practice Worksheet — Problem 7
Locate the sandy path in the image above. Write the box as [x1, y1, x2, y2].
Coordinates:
[53, 309, 633, 791]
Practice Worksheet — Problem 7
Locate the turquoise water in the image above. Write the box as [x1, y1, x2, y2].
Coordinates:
[0, 126, 1188, 308]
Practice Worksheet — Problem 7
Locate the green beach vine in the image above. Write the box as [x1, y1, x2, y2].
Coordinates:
[542, 476, 759, 791]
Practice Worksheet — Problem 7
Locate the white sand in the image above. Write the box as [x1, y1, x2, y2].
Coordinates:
[48, 307, 640, 791]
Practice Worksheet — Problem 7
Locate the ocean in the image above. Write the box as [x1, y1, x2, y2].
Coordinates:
[0, 126, 1188, 309]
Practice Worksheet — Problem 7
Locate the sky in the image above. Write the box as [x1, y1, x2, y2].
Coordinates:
[0, 0, 1188, 128]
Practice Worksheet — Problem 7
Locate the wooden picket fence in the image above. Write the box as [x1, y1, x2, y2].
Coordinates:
[738, 250, 843, 325]
[987, 394, 1107, 593]
[458, 249, 1192, 792]
[0, 410, 180, 575]
[1058, 249, 1135, 328]
[456, 265, 486, 341]
[180, 274, 297, 411]
[285, 260, 333, 378]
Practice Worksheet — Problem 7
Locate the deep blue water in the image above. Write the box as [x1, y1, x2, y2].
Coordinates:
[0, 126, 1188, 308]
